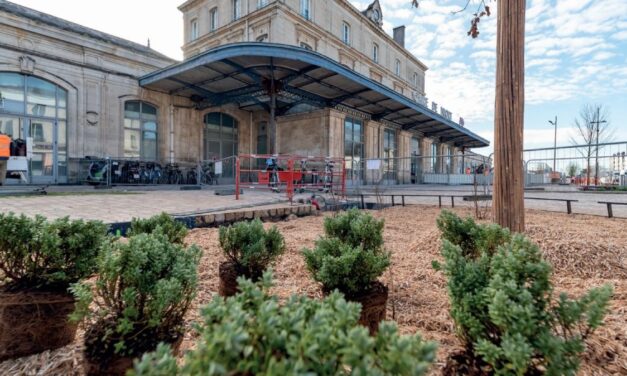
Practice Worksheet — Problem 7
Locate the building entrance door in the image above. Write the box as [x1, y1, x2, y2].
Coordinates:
[0, 116, 65, 184]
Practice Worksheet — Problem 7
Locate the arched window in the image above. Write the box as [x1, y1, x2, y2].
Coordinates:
[0, 72, 68, 182]
[203, 112, 238, 160]
[209, 8, 218, 31]
[124, 101, 158, 160]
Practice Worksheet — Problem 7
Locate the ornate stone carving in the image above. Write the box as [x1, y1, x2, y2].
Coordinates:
[19, 55, 35, 73]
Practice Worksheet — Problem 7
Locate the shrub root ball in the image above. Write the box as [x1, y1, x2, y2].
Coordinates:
[0, 289, 77, 361]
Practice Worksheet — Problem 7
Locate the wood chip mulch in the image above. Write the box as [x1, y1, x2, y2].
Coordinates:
[1, 206, 625, 375]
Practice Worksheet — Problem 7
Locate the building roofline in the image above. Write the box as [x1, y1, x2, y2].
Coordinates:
[140, 43, 487, 147]
[0, 0, 178, 63]
[337, 0, 428, 71]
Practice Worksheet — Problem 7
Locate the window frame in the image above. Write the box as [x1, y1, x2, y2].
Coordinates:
[395, 59, 401, 76]
[232, 0, 241, 20]
[209, 7, 218, 31]
[344, 117, 364, 181]
[300, 0, 311, 20]
[342, 22, 351, 46]
[431, 143, 438, 172]
[190, 18, 199, 41]
[203, 112, 239, 160]
[372, 43, 379, 63]
[123, 101, 159, 161]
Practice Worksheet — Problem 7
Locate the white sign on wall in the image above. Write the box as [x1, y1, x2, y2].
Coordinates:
[367, 159, 382, 170]
[214, 161, 223, 175]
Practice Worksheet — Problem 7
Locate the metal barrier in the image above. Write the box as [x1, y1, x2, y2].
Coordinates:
[236, 154, 346, 202]
[524, 155, 627, 187]
[345, 154, 492, 187]
[523, 141, 627, 187]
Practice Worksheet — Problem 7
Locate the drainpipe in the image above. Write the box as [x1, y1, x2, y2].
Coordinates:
[169, 105, 175, 163]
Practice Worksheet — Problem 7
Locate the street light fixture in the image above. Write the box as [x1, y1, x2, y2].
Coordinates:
[548, 116, 557, 180]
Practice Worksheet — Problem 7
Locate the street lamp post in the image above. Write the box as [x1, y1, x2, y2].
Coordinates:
[590, 108, 607, 185]
[548, 116, 557, 181]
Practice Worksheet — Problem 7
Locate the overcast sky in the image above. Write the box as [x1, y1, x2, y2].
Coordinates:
[8, 0, 627, 153]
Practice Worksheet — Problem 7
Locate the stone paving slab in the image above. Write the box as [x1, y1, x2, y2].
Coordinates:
[0, 189, 286, 223]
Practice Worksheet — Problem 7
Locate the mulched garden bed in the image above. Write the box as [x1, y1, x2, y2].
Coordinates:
[1, 206, 625, 375]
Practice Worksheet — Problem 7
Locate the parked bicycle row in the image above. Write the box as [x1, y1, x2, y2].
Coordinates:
[81, 157, 221, 186]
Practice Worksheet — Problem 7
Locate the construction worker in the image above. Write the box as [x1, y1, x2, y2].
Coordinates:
[0, 131, 10, 186]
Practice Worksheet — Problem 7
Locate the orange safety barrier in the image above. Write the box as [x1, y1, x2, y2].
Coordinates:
[235, 154, 346, 202]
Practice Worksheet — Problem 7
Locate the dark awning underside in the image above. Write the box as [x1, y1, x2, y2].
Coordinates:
[140, 43, 488, 148]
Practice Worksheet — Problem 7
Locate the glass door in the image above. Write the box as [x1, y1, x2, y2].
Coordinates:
[28, 118, 54, 183]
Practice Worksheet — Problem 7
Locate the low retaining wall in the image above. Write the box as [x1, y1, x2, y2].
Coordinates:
[108, 204, 315, 235]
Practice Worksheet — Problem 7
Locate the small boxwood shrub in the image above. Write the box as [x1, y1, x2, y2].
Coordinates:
[0, 213, 107, 290]
[131, 272, 437, 376]
[303, 209, 390, 295]
[71, 233, 201, 357]
[433, 211, 613, 375]
[127, 213, 188, 244]
[218, 219, 285, 278]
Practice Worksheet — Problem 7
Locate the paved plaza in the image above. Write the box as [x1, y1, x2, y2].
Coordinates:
[0, 186, 286, 223]
[1, 184, 626, 223]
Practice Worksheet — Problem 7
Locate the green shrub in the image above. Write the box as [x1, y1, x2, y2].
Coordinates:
[127, 213, 188, 244]
[0, 213, 107, 290]
[131, 272, 437, 376]
[71, 233, 201, 356]
[303, 209, 389, 295]
[218, 219, 285, 278]
[433, 211, 613, 375]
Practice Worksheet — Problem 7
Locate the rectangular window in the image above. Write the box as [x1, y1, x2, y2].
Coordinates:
[445, 145, 452, 173]
[344, 117, 363, 182]
[301, 0, 311, 20]
[190, 19, 199, 41]
[210, 8, 218, 31]
[411, 137, 421, 181]
[395, 59, 401, 76]
[431, 143, 438, 172]
[373, 43, 379, 63]
[342, 22, 351, 45]
[383, 129, 397, 181]
[233, 0, 241, 20]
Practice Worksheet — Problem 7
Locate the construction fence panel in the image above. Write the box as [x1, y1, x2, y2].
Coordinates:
[525, 154, 627, 187]
[346, 154, 492, 188]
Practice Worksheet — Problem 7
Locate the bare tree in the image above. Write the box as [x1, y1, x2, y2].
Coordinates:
[411, 0, 526, 232]
[570, 104, 612, 185]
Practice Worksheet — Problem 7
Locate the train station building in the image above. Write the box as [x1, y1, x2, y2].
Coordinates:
[0, 0, 488, 185]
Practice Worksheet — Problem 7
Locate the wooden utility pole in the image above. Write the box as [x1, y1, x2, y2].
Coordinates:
[492, 0, 526, 232]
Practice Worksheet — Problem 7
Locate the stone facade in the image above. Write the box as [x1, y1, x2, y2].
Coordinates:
[0, 0, 482, 185]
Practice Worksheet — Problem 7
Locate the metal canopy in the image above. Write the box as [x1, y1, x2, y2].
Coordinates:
[140, 43, 489, 148]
